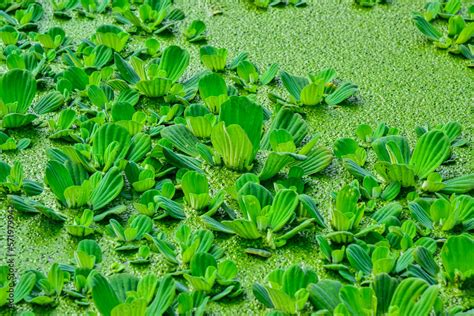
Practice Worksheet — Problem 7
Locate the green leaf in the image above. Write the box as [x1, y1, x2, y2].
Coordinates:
[222, 219, 261, 239]
[389, 278, 439, 316]
[261, 107, 308, 150]
[339, 285, 377, 316]
[0, 69, 36, 115]
[409, 130, 450, 179]
[45, 160, 74, 205]
[200, 46, 227, 71]
[92, 273, 121, 316]
[268, 189, 299, 232]
[159, 45, 190, 82]
[90, 167, 124, 210]
[325, 82, 357, 106]
[372, 135, 410, 164]
[33, 91, 64, 115]
[92, 123, 131, 168]
[291, 146, 332, 176]
[372, 273, 398, 315]
[93, 24, 129, 52]
[77, 239, 103, 264]
[181, 171, 210, 211]
[14, 271, 36, 304]
[114, 52, 139, 84]
[211, 122, 254, 171]
[346, 244, 372, 274]
[260, 63, 279, 85]
[198, 73, 228, 113]
[161, 125, 200, 157]
[219, 96, 264, 156]
[413, 13, 442, 41]
[146, 276, 175, 316]
[440, 234, 474, 283]
[280, 71, 308, 102]
[308, 280, 342, 312]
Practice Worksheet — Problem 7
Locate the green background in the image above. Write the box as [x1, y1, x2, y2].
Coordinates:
[1, 0, 473, 314]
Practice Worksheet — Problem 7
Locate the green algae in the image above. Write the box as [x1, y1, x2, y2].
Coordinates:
[0, 0, 473, 314]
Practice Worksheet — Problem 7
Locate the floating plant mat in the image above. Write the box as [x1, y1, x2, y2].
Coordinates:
[0, 0, 473, 315]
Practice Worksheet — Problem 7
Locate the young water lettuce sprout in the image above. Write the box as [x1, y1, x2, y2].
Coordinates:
[231, 60, 279, 93]
[0, 69, 38, 128]
[253, 265, 317, 314]
[211, 96, 263, 171]
[184, 20, 207, 43]
[0, 160, 43, 196]
[354, 0, 391, 8]
[338, 123, 473, 200]
[91, 25, 129, 52]
[61, 239, 102, 304]
[91, 273, 177, 316]
[133, 181, 186, 220]
[252, 0, 307, 9]
[13, 263, 69, 306]
[106, 214, 153, 251]
[8, 194, 67, 222]
[149, 224, 224, 268]
[408, 194, 473, 232]
[277, 69, 358, 107]
[203, 174, 324, 250]
[183, 253, 242, 301]
[328, 181, 366, 242]
[112, 0, 184, 34]
[114, 45, 190, 98]
[51, 0, 80, 19]
[181, 170, 225, 216]
[198, 72, 229, 114]
[63, 43, 113, 70]
[412, 12, 474, 66]
[0, 2, 43, 30]
[441, 234, 474, 287]
[200, 45, 228, 72]
[421, 0, 473, 22]
[76, 0, 108, 17]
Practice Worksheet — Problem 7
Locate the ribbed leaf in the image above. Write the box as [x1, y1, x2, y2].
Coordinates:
[261, 108, 308, 150]
[90, 167, 124, 210]
[409, 130, 450, 179]
[390, 278, 438, 316]
[308, 280, 342, 312]
[0, 69, 36, 114]
[45, 160, 74, 205]
[372, 273, 398, 315]
[219, 96, 263, 156]
[413, 14, 442, 41]
[440, 234, 474, 282]
[159, 45, 190, 82]
[346, 244, 372, 274]
[291, 146, 332, 176]
[268, 189, 299, 232]
[91, 273, 121, 316]
[325, 82, 357, 106]
[211, 122, 254, 171]
[161, 125, 200, 157]
[198, 73, 228, 113]
[280, 71, 308, 102]
[92, 123, 131, 167]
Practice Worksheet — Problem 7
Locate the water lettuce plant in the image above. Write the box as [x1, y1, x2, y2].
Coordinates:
[1, 0, 472, 315]
[275, 69, 358, 107]
[413, 12, 474, 66]
[336, 123, 473, 200]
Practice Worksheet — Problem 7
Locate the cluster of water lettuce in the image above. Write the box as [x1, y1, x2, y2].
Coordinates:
[0, 0, 473, 315]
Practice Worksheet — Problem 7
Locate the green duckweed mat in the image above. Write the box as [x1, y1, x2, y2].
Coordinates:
[0, 0, 473, 314]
